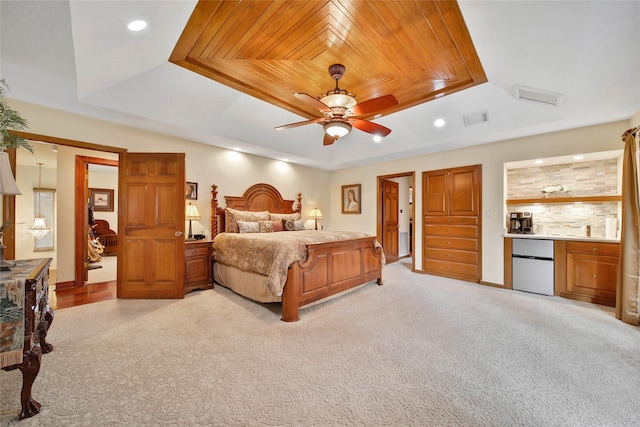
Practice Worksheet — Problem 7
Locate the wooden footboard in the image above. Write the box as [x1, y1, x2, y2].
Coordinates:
[282, 236, 383, 322]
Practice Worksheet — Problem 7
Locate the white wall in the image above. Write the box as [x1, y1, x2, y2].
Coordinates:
[329, 120, 631, 286]
[89, 169, 118, 230]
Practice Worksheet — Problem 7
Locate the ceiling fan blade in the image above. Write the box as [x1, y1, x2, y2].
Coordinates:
[294, 93, 332, 113]
[350, 94, 399, 116]
[351, 119, 392, 137]
[323, 133, 337, 146]
[275, 117, 324, 130]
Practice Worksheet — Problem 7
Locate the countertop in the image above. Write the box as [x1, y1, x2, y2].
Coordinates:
[504, 233, 620, 243]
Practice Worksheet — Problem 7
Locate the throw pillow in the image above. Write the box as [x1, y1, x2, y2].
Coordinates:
[237, 221, 260, 234]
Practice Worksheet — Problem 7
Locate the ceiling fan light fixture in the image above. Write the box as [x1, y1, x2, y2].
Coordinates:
[324, 121, 351, 138]
[320, 93, 357, 109]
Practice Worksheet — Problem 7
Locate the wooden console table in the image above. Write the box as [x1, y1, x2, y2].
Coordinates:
[1, 258, 54, 420]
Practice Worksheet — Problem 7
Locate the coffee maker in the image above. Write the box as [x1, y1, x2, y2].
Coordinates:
[509, 212, 533, 234]
[509, 212, 523, 233]
[521, 212, 533, 234]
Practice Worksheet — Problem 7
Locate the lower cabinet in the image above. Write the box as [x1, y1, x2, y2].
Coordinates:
[555, 240, 619, 307]
[423, 216, 480, 282]
[185, 240, 213, 293]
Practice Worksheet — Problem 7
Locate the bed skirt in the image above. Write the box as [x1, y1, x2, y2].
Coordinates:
[213, 262, 281, 303]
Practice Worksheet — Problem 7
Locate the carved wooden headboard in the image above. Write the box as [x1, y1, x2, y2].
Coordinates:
[210, 183, 302, 238]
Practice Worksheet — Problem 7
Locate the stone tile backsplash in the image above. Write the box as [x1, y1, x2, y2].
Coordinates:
[507, 159, 619, 198]
[507, 158, 620, 237]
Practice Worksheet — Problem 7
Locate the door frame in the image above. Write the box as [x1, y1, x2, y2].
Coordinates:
[5, 131, 126, 288]
[376, 172, 415, 269]
[75, 155, 119, 288]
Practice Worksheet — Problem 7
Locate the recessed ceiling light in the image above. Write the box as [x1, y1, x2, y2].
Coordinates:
[373, 135, 382, 143]
[434, 118, 445, 128]
[573, 155, 584, 160]
[534, 159, 543, 164]
[127, 20, 147, 32]
[232, 147, 242, 152]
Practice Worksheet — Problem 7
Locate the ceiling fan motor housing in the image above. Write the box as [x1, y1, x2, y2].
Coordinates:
[328, 64, 346, 80]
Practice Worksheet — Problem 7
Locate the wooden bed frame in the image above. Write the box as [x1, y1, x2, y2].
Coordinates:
[210, 183, 383, 322]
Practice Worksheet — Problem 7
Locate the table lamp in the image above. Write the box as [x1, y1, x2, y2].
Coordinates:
[308, 208, 323, 230]
[185, 203, 201, 240]
[1, 151, 22, 270]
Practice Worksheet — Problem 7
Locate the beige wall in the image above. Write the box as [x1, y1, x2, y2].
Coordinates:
[7, 100, 331, 283]
[329, 120, 631, 285]
[4, 99, 638, 287]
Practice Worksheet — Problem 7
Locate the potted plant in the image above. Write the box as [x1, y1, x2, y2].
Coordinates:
[0, 79, 32, 152]
[1, 79, 32, 257]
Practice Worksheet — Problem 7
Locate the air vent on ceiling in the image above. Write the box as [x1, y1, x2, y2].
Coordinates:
[515, 85, 564, 106]
[463, 111, 489, 127]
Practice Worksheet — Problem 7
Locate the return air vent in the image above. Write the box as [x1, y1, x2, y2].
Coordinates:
[463, 111, 489, 127]
[515, 85, 564, 106]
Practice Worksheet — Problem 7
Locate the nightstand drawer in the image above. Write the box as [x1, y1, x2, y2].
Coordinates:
[184, 241, 213, 293]
[185, 246, 209, 257]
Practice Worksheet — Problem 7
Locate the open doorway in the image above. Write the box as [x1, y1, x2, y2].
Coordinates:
[74, 156, 118, 287]
[377, 172, 415, 269]
[84, 161, 119, 285]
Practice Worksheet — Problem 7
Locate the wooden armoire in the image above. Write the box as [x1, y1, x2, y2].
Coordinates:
[422, 164, 482, 282]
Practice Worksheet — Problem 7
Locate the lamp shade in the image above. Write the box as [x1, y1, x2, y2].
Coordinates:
[308, 208, 323, 219]
[185, 203, 201, 220]
[323, 121, 351, 138]
[309, 208, 323, 231]
[0, 152, 21, 195]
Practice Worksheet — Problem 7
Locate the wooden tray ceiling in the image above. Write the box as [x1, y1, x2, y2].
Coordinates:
[170, 0, 487, 120]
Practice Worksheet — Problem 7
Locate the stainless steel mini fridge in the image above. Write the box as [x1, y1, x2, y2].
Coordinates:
[512, 238, 554, 296]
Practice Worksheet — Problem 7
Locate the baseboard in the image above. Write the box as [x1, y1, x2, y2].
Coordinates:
[55, 280, 75, 290]
[479, 280, 505, 288]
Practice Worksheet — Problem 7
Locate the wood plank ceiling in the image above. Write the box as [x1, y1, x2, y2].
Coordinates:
[170, 0, 487, 121]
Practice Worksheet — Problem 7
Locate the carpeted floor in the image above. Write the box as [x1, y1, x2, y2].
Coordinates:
[2, 259, 639, 426]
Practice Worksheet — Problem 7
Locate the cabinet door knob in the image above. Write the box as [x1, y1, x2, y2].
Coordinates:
[592, 274, 598, 279]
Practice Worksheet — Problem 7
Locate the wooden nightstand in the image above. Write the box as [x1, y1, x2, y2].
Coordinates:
[184, 240, 213, 293]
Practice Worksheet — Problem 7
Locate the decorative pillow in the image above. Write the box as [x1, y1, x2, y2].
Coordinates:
[283, 219, 305, 231]
[271, 220, 284, 232]
[226, 208, 270, 233]
[237, 221, 260, 234]
[270, 212, 301, 221]
[258, 220, 274, 233]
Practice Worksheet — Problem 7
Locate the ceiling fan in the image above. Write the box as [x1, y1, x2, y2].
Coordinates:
[275, 64, 399, 146]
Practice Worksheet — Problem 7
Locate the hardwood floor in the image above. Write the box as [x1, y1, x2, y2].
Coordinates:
[50, 280, 116, 309]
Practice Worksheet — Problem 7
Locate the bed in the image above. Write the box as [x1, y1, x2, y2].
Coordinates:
[210, 183, 383, 322]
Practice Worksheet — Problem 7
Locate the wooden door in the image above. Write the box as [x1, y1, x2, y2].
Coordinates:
[449, 165, 480, 216]
[117, 153, 186, 299]
[423, 169, 448, 216]
[382, 180, 399, 263]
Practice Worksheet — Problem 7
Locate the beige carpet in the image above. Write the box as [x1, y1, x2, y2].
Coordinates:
[2, 259, 639, 426]
[86, 255, 117, 284]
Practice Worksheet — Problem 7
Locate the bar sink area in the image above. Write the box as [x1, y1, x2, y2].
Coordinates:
[503, 150, 622, 306]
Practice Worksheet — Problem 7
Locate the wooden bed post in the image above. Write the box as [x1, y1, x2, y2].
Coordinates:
[282, 266, 301, 322]
[211, 184, 218, 238]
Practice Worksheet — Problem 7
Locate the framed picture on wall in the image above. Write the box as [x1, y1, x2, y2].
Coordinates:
[186, 182, 198, 200]
[89, 188, 114, 212]
[341, 184, 361, 214]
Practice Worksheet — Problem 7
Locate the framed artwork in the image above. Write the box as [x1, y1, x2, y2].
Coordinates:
[186, 182, 198, 200]
[341, 184, 361, 214]
[89, 188, 114, 212]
